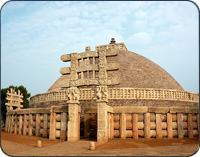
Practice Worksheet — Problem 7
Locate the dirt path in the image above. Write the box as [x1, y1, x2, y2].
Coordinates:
[96, 138, 199, 150]
[1, 130, 199, 156]
[1, 131, 62, 147]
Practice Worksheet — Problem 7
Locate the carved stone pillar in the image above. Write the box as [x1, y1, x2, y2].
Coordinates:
[43, 114, 48, 138]
[177, 113, 184, 139]
[67, 103, 80, 141]
[188, 114, 193, 139]
[110, 114, 114, 139]
[35, 114, 40, 137]
[67, 86, 80, 141]
[167, 113, 173, 139]
[156, 114, 162, 139]
[97, 102, 108, 142]
[28, 114, 33, 136]
[5, 115, 8, 132]
[120, 112, 126, 139]
[144, 113, 150, 139]
[97, 86, 109, 142]
[23, 114, 27, 135]
[7, 115, 11, 133]
[49, 109, 56, 140]
[132, 113, 138, 139]
[60, 112, 67, 141]
[14, 115, 18, 134]
[11, 115, 14, 133]
[18, 115, 23, 135]
[108, 112, 111, 139]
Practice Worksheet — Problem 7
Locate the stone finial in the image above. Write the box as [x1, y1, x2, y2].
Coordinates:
[110, 38, 116, 44]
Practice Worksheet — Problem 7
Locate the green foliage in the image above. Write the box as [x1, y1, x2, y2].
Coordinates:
[1, 85, 31, 123]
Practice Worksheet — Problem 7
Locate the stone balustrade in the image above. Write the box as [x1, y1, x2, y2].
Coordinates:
[84, 106, 199, 141]
[95, 42, 127, 51]
[80, 88, 95, 100]
[30, 88, 199, 105]
[108, 88, 199, 102]
[5, 105, 81, 141]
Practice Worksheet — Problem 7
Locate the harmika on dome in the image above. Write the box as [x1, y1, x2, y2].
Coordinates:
[5, 39, 199, 142]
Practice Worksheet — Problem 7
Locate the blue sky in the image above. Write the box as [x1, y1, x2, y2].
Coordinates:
[1, 1, 199, 96]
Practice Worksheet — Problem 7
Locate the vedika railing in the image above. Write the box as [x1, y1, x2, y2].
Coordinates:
[30, 88, 199, 105]
[108, 88, 199, 102]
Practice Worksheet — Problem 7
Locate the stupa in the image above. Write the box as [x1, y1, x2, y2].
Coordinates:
[5, 39, 199, 142]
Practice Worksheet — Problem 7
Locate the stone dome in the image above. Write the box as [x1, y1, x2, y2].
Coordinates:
[48, 50, 184, 92]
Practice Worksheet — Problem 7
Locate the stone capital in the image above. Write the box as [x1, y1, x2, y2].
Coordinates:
[96, 86, 108, 102]
[67, 87, 80, 103]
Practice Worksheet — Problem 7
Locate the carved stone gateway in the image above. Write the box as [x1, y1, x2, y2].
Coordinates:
[59, 48, 120, 87]
[5, 88, 23, 110]
[59, 39, 121, 142]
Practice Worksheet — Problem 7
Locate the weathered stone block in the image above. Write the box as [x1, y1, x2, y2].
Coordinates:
[170, 107, 185, 113]
[148, 107, 169, 113]
[113, 106, 148, 113]
[185, 107, 199, 113]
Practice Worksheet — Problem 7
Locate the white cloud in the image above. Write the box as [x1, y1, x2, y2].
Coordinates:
[127, 32, 152, 45]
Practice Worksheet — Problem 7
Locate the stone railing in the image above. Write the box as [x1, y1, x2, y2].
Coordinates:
[80, 88, 95, 100]
[84, 106, 199, 140]
[30, 90, 68, 104]
[95, 42, 127, 51]
[5, 105, 81, 141]
[30, 88, 199, 105]
[30, 88, 95, 105]
[108, 88, 199, 102]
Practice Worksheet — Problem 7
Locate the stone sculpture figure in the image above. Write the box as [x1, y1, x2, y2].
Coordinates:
[97, 86, 108, 102]
[67, 87, 80, 103]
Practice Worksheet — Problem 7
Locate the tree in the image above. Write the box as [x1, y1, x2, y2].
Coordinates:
[1, 85, 31, 124]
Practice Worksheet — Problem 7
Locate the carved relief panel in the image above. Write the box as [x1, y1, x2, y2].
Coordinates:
[60, 47, 120, 88]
